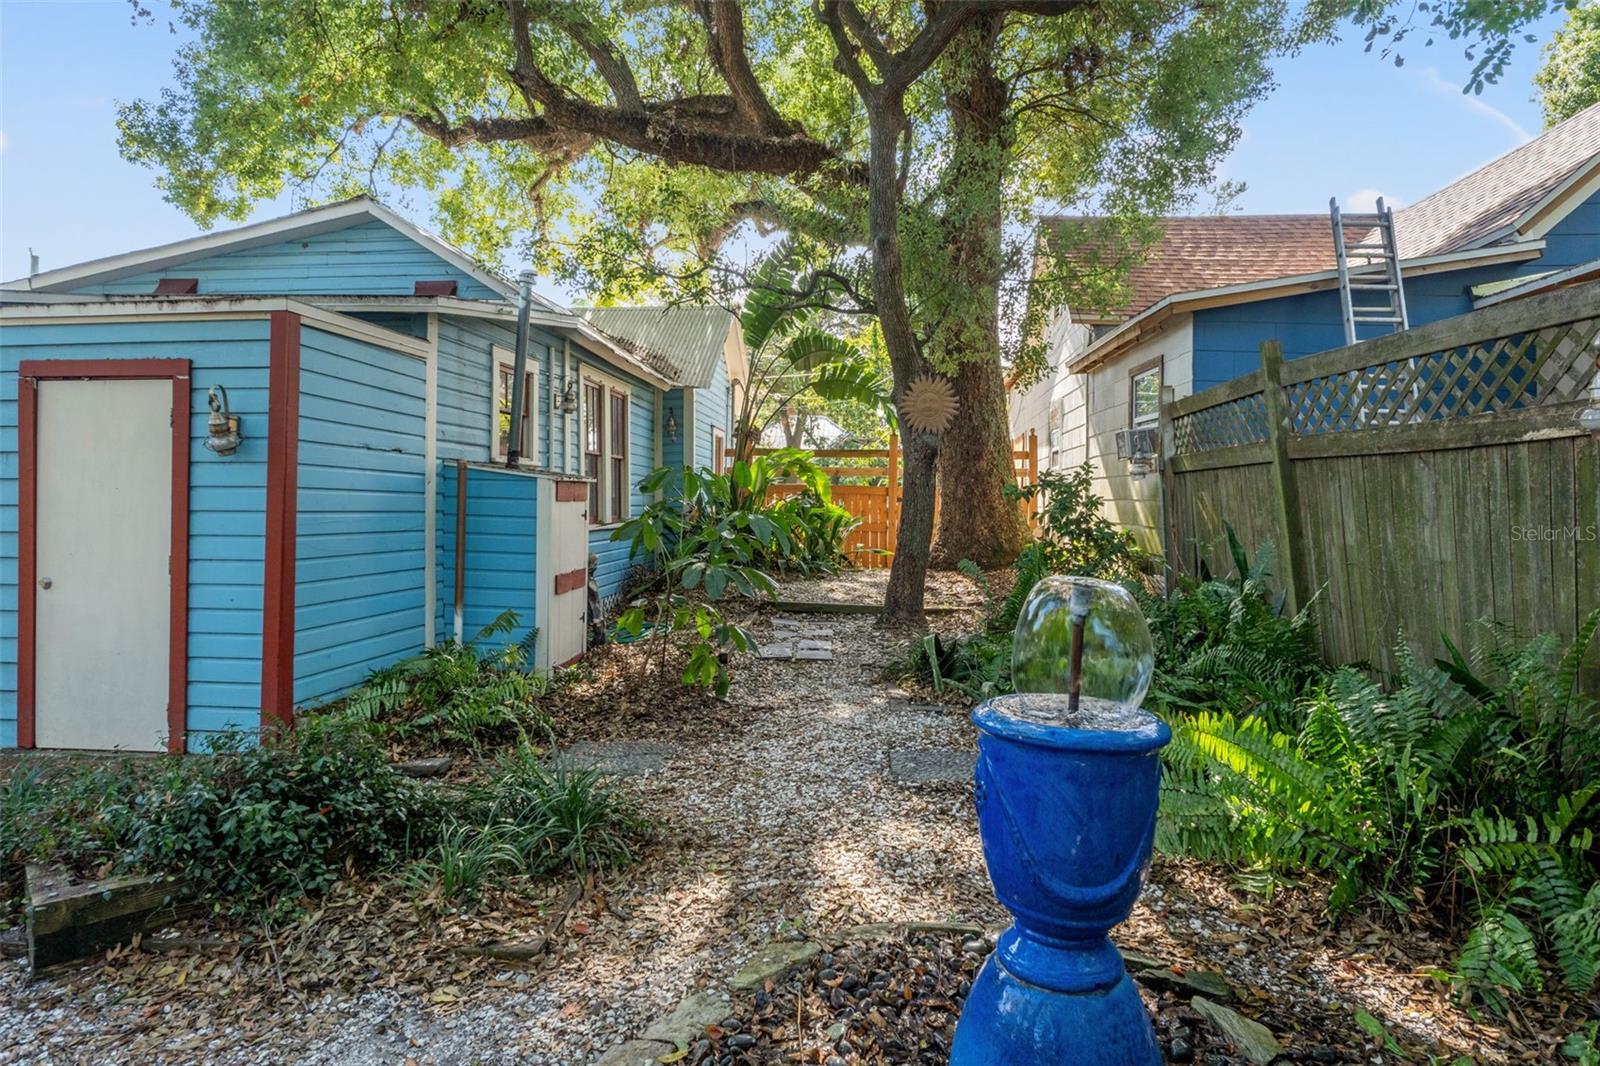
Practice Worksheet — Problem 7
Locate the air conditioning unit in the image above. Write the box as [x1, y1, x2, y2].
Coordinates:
[1114, 426, 1159, 480]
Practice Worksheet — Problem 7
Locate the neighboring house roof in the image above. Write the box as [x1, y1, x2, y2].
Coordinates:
[0, 196, 550, 308]
[1065, 240, 1545, 373]
[1379, 102, 1600, 258]
[582, 305, 740, 389]
[1470, 257, 1600, 309]
[1043, 214, 1378, 321]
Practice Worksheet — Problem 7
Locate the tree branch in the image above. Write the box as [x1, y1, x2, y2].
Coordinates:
[692, 0, 793, 133]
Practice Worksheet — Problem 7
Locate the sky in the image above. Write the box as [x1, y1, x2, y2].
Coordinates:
[0, 1, 1575, 306]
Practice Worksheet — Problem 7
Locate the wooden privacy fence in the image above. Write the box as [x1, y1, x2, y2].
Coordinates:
[734, 431, 1040, 569]
[1160, 281, 1600, 679]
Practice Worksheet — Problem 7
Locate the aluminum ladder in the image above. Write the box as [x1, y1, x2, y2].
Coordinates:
[1330, 196, 1409, 345]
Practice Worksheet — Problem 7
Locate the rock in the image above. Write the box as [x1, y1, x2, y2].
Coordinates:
[886, 748, 975, 787]
[594, 1038, 673, 1066]
[1170, 1037, 1195, 1063]
[730, 940, 822, 991]
[640, 990, 729, 1045]
[1120, 948, 1170, 972]
[834, 921, 985, 945]
[1132, 965, 1235, 1002]
[392, 756, 451, 778]
[1190, 996, 1282, 1066]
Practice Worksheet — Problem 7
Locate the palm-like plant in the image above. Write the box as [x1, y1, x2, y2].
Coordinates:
[730, 242, 895, 464]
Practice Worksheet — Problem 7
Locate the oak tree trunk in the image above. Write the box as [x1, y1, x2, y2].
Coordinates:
[929, 13, 1029, 572]
[864, 106, 936, 629]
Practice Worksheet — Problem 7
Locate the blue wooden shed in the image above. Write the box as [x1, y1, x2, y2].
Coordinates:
[0, 198, 744, 752]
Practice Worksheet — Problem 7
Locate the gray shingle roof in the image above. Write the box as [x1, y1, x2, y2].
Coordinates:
[1382, 102, 1600, 259]
[581, 305, 737, 388]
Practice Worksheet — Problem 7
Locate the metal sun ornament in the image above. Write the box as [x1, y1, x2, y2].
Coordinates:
[900, 373, 958, 435]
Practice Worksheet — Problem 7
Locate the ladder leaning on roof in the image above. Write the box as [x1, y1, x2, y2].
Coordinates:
[1330, 196, 1409, 345]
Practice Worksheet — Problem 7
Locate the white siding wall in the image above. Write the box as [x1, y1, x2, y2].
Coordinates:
[1008, 313, 1195, 552]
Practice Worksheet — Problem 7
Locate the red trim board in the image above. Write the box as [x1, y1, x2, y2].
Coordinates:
[15, 358, 192, 753]
[260, 311, 301, 731]
[554, 567, 587, 595]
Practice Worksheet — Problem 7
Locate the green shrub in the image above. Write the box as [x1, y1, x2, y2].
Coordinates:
[1160, 610, 1600, 1010]
[340, 609, 551, 752]
[1141, 529, 1325, 733]
[409, 748, 644, 903]
[113, 715, 434, 913]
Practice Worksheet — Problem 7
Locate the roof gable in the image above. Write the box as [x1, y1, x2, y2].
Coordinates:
[1382, 102, 1600, 258]
[2, 197, 520, 302]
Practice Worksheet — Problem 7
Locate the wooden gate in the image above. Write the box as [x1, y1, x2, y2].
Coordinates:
[736, 432, 1040, 569]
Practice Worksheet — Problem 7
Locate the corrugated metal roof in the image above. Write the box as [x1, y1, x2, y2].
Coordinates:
[582, 305, 736, 388]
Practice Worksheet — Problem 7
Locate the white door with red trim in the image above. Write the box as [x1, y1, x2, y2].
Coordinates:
[34, 378, 173, 751]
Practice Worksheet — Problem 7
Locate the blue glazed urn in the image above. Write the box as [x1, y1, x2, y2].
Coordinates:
[950, 577, 1170, 1065]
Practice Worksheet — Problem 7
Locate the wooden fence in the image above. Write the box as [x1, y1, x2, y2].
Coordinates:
[736, 431, 1040, 569]
[1160, 281, 1600, 679]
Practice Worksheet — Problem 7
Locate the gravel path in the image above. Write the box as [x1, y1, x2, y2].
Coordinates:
[0, 573, 1000, 1065]
[0, 571, 1562, 1064]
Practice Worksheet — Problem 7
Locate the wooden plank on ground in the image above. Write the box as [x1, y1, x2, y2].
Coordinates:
[26, 864, 192, 976]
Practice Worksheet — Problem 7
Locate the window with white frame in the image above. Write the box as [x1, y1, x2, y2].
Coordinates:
[581, 371, 631, 525]
[1130, 362, 1161, 429]
[608, 388, 628, 522]
[491, 345, 538, 463]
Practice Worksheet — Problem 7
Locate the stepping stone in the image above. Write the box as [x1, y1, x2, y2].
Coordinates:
[796, 638, 831, 652]
[558, 740, 677, 777]
[887, 747, 975, 786]
[797, 626, 835, 638]
[392, 756, 451, 779]
[758, 642, 795, 660]
[771, 616, 806, 629]
[795, 647, 834, 661]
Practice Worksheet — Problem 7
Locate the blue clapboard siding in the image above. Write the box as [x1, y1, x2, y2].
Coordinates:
[661, 388, 688, 471]
[0, 317, 273, 748]
[1188, 189, 1600, 391]
[71, 220, 504, 300]
[293, 326, 428, 706]
[693, 359, 730, 470]
[436, 463, 539, 650]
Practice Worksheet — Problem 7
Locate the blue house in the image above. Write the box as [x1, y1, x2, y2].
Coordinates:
[1012, 101, 1600, 549]
[0, 198, 744, 752]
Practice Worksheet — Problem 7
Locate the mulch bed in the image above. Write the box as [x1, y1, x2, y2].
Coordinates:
[687, 930, 1384, 1065]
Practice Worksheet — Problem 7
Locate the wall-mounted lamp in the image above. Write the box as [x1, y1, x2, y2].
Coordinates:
[204, 385, 242, 456]
[1579, 368, 1600, 438]
[556, 379, 578, 414]
[664, 407, 679, 443]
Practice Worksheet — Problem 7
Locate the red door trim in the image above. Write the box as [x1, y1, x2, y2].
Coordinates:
[16, 357, 192, 753]
[260, 311, 301, 731]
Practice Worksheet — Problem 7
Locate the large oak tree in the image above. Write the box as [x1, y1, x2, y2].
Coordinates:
[120, 0, 1561, 624]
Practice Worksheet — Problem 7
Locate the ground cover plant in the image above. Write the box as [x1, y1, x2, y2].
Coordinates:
[1161, 610, 1600, 1012]
[612, 451, 856, 696]
[2, 614, 644, 926]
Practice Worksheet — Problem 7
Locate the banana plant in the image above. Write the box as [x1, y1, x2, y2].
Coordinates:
[729, 242, 895, 465]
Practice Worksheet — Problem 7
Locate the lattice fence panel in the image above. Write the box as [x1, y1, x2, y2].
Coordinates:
[1285, 315, 1600, 435]
[1172, 392, 1269, 456]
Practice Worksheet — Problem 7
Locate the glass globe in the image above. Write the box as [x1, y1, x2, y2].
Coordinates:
[1010, 576, 1154, 717]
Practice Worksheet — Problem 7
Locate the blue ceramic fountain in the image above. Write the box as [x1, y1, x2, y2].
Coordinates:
[950, 576, 1170, 1065]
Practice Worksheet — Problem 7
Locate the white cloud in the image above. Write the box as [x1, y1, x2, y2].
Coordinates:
[1421, 67, 1532, 144]
[1344, 188, 1401, 212]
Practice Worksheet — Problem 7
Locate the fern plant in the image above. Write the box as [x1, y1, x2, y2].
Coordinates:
[336, 610, 552, 752]
[1159, 609, 1600, 1009]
